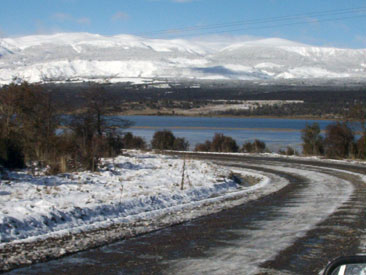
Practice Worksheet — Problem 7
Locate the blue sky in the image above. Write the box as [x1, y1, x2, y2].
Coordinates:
[0, 0, 366, 48]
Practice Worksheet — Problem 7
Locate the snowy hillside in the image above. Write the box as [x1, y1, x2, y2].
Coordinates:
[0, 32, 365, 85]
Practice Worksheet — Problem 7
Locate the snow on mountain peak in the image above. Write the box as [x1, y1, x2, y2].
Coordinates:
[0, 32, 365, 85]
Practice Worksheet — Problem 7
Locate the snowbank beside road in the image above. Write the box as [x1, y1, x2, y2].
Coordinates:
[0, 151, 268, 245]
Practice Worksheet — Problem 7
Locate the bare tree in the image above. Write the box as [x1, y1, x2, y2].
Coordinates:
[67, 83, 132, 170]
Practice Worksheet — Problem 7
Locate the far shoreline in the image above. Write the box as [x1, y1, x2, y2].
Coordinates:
[118, 112, 340, 121]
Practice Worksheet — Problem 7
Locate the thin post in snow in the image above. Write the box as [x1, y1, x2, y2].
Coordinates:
[180, 157, 186, 190]
[186, 159, 192, 187]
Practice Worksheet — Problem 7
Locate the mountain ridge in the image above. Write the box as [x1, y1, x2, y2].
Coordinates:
[0, 32, 365, 85]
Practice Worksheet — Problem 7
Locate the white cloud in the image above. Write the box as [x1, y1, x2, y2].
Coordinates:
[111, 11, 130, 22]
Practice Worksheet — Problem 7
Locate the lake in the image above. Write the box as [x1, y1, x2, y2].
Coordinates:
[118, 116, 335, 152]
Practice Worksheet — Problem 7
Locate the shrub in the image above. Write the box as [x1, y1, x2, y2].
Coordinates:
[122, 132, 146, 150]
[286, 146, 295, 156]
[173, 137, 189, 151]
[194, 140, 212, 152]
[241, 139, 266, 153]
[279, 146, 296, 156]
[46, 133, 82, 173]
[301, 123, 324, 155]
[0, 138, 25, 169]
[324, 122, 354, 159]
[121, 132, 134, 148]
[194, 134, 238, 153]
[210, 133, 238, 153]
[252, 139, 266, 153]
[105, 131, 124, 157]
[242, 141, 253, 153]
[356, 135, 366, 159]
[151, 130, 189, 151]
[151, 130, 176, 150]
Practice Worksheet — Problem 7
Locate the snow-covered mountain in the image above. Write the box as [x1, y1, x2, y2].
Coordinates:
[0, 32, 365, 85]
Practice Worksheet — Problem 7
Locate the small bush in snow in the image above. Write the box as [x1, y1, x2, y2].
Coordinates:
[195, 133, 238, 153]
[324, 122, 354, 159]
[301, 122, 324, 156]
[278, 146, 296, 156]
[0, 138, 25, 169]
[241, 139, 266, 153]
[242, 141, 253, 153]
[211, 133, 238, 152]
[194, 140, 212, 152]
[357, 135, 366, 159]
[173, 137, 189, 151]
[122, 132, 146, 150]
[151, 130, 189, 151]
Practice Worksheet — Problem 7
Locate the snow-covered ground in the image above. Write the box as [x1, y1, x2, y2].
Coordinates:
[0, 151, 268, 245]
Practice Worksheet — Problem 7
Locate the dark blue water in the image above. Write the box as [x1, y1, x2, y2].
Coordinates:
[118, 116, 334, 152]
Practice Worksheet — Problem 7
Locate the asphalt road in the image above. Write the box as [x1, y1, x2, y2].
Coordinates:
[8, 154, 366, 275]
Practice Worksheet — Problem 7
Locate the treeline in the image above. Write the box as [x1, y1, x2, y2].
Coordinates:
[194, 133, 267, 153]
[149, 131, 269, 154]
[46, 82, 366, 102]
[215, 102, 351, 119]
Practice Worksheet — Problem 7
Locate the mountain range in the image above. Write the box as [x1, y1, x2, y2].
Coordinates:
[0, 32, 365, 85]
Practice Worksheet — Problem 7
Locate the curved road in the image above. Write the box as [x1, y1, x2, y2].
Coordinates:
[8, 154, 366, 275]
